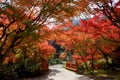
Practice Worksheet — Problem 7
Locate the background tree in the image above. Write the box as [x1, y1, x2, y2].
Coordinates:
[46, 12, 120, 72]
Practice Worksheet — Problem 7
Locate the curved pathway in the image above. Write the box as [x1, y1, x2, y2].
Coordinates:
[20, 64, 91, 80]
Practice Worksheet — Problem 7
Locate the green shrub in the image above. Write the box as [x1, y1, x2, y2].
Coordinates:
[0, 63, 18, 80]
[0, 57, 42, 79]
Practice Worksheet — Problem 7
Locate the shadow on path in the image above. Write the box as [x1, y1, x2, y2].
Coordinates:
[19, 68, 60, 80]
[19, 65, 93, 80]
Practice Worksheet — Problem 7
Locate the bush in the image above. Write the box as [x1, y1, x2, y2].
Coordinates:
[0, 63, 18, 80]
[49, 58, 63, 65]
[16, 58, 42, 78]
[49, 59, 57, 65]
[0, 57, 42, 80]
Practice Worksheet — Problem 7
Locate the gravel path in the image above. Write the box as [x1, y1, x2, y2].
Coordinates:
[20, 64, 92, 80]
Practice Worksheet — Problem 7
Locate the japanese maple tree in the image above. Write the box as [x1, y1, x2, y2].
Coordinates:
[36, 40, 56, 61]
[0, 0, 80, 64]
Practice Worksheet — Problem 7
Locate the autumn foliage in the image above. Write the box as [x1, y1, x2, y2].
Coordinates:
[0, 0, 120, 79]
[36, 41, 56, 61]
[46, 12, 120, 71]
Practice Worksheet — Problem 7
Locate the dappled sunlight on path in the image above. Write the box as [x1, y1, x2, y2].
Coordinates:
[19, 65, 91, 80]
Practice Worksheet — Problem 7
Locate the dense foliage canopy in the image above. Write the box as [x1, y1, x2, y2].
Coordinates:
[0, 0, 120, 79]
